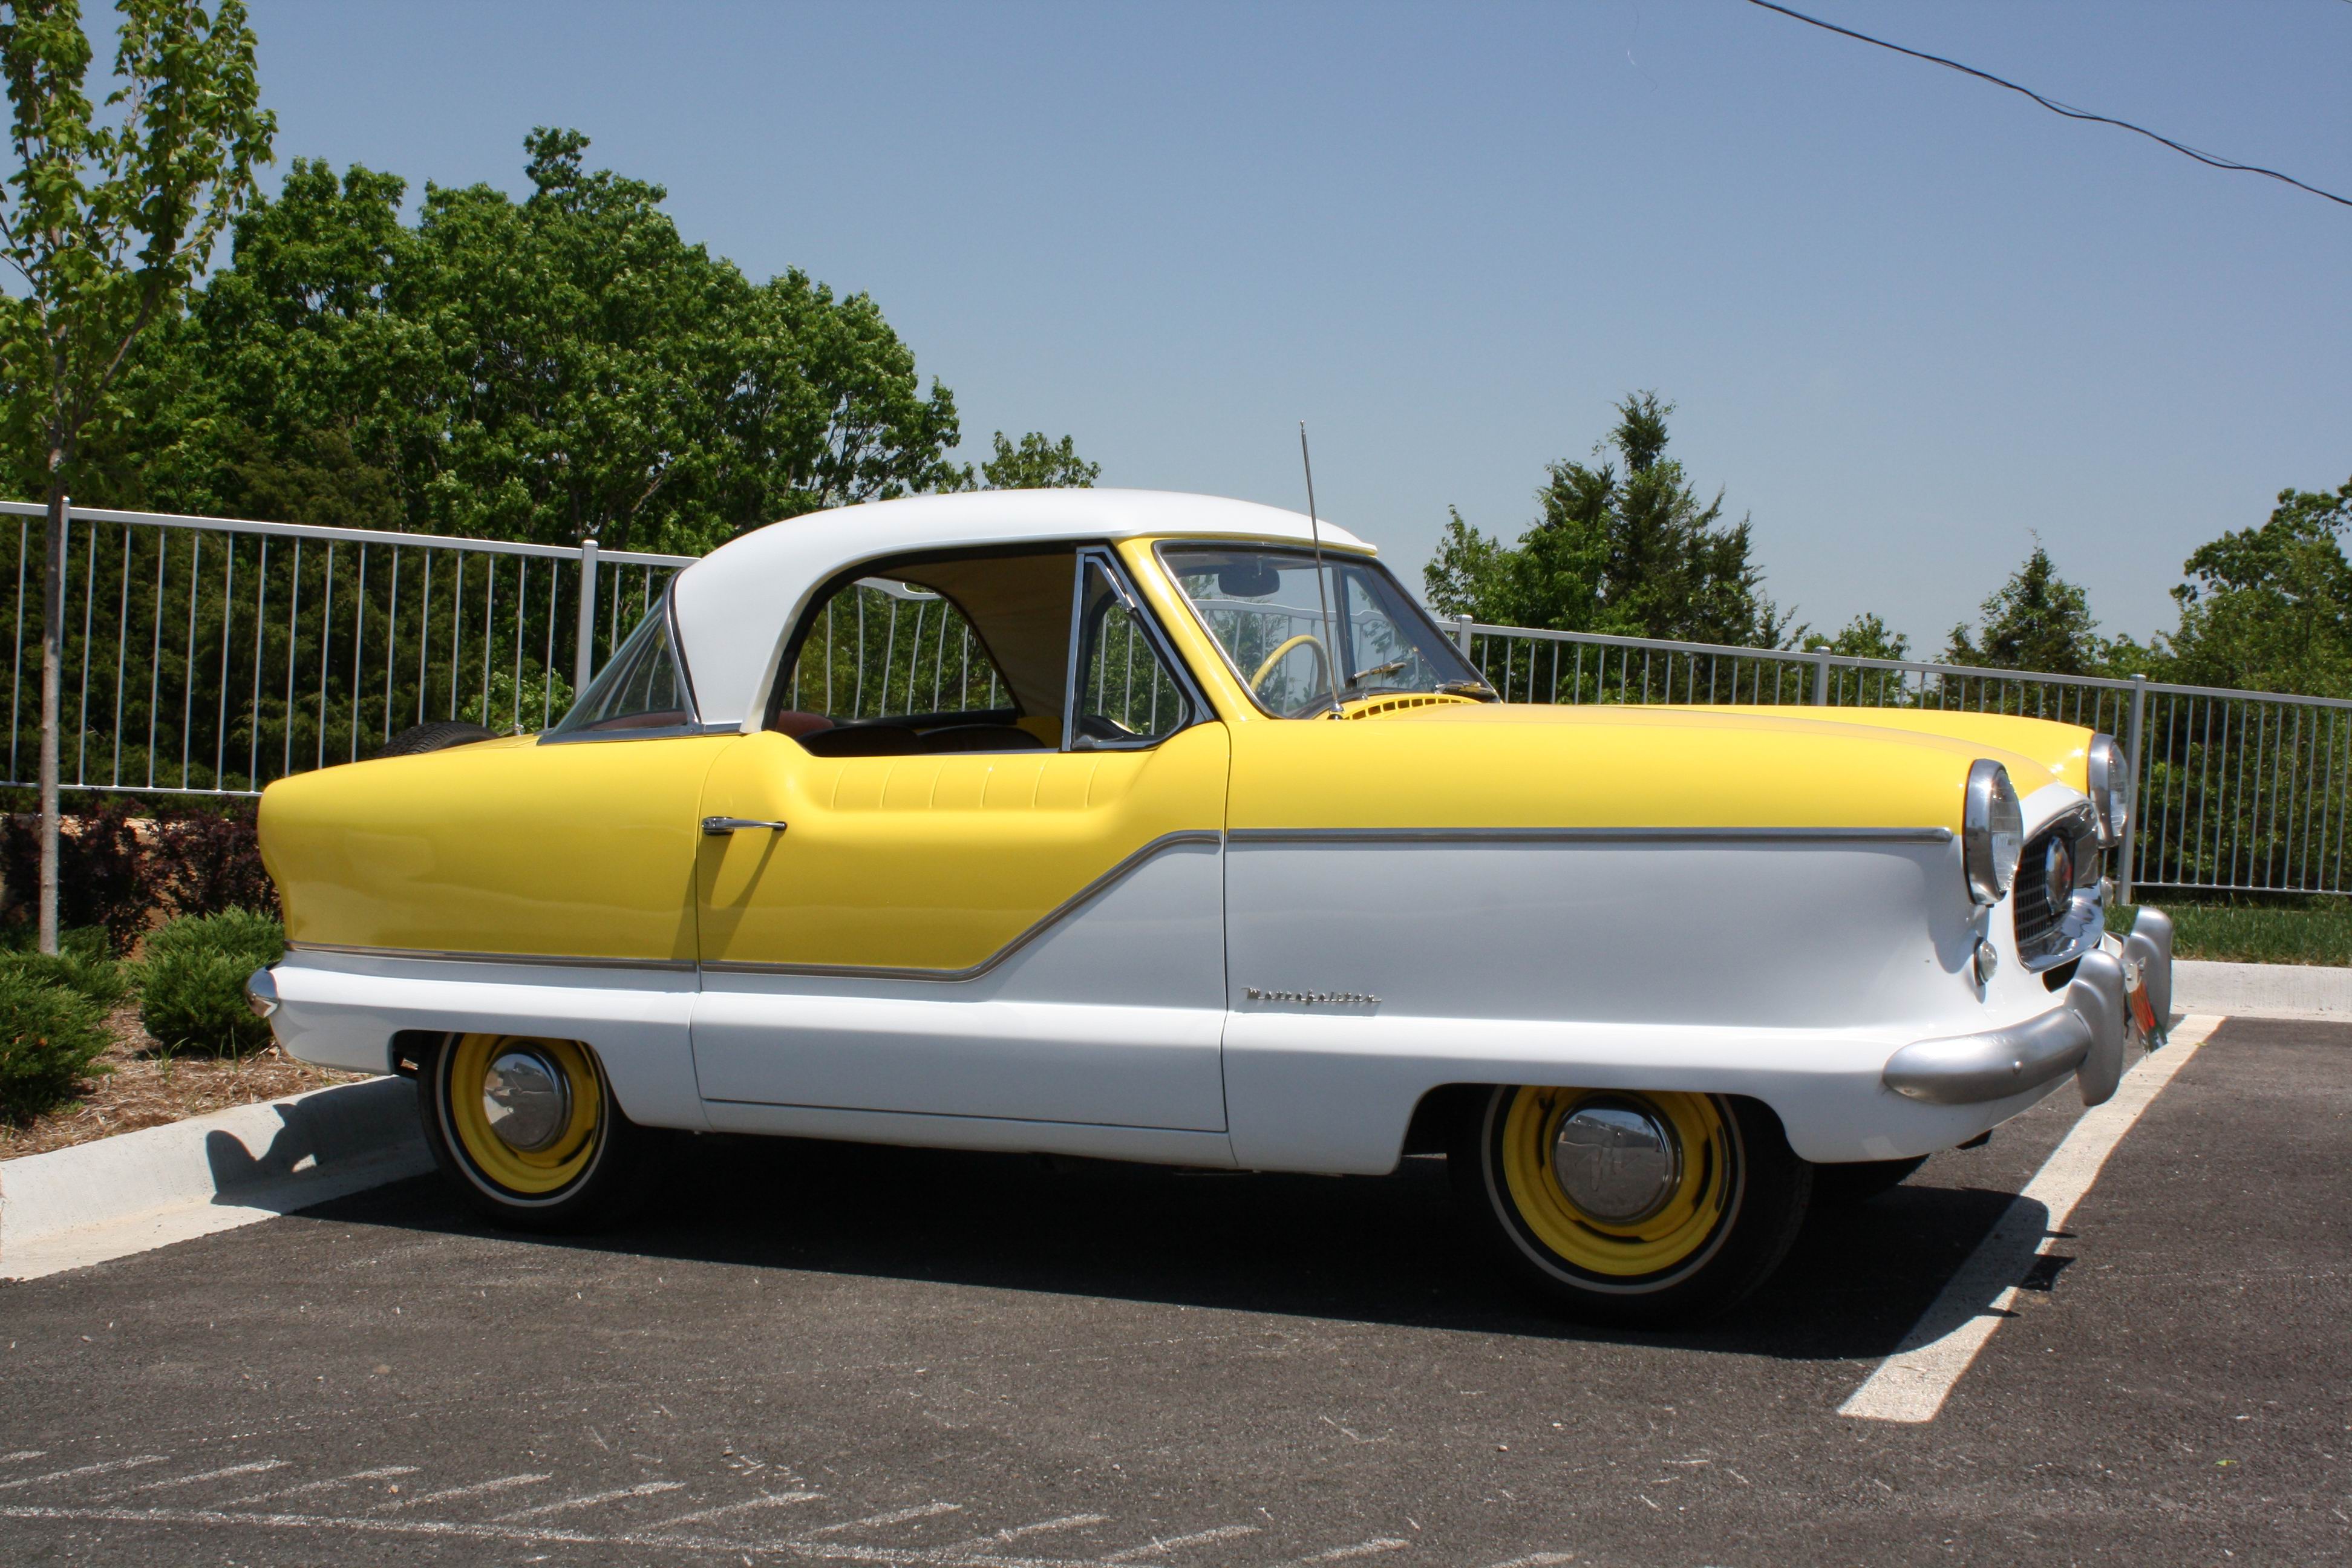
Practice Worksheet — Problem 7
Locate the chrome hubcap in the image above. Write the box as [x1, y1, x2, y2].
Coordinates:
[1550, 1096, 1681, 1224]
[482, 1047, 570, 1152]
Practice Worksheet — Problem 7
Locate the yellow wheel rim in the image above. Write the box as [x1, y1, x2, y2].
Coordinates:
[442, 1033, 604, 1198]
[1494, 1086, 1738, 1281]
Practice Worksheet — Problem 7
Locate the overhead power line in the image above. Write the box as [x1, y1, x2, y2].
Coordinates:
[1746, 0, 2351, 209]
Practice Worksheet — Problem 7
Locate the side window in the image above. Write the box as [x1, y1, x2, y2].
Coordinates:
[779, 580, 1012, 727]
[549, 601, 694, 736]
[1070, 553, 1191, 748]
[771, 550, 1071, 756]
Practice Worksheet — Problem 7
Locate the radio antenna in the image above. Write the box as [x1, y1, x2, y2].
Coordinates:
[1299, 422, 1344, 716]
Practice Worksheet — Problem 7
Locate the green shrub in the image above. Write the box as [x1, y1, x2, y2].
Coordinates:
[0, 969, 113, 1123]
[137, 909, 286, 1056]
[0, 946, 131, 1009]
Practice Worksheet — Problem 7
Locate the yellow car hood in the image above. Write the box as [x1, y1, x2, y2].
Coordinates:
[1230, 699, 2087, 834]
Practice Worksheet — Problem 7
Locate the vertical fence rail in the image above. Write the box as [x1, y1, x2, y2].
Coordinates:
[0, 500, 689, 797]
[7, 499, 2352, 898]
[1460, 619, 2352, 898]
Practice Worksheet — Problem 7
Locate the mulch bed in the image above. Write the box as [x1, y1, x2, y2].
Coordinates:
[0, 1006, 364, 1160]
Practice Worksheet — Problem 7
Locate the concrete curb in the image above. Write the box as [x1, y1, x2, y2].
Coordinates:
[0, 1074, 431, 1282]
[2174, 959, 2352, 1022]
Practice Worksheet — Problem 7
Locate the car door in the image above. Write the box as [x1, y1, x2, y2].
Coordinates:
[690, 544, 1232, 1132]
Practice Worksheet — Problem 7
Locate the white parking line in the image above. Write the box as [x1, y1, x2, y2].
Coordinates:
[382, 1471, 550, 1510]
[497, 1480, 685, 1521]
[223, 1465, 417, 1508]
[0, 1498, 1220, 1566]
[638, 1489, 824, 1532]
[0, 1455, 167, 1492]
[802, 1500, 961, 1535]
[108, 1459, 289, 1498]
[1104, 1523, 1260, 1560]
[934, 1511, 1110, 1557]
[1281, 1542, 1409, 1565]
[1840, 1014, 2221, 1423]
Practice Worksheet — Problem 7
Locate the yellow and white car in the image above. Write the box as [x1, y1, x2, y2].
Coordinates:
[251, 490, 2172, 1324]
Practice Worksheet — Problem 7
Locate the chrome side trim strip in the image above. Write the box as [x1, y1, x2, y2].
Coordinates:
[703, 828, 1227, 984]
[284, 942, 698, 973]
[1226, 825, 1955, 846]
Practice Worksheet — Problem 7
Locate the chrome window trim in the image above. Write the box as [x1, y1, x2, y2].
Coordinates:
[1149, 538, 1483, 720]
[1061, 544, 1207, 753]
[537, 722, 742, 746]
[538, 584, 702, 746]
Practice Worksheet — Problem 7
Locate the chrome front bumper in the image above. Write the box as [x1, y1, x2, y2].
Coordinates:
[1883, 906, 2174, 1109]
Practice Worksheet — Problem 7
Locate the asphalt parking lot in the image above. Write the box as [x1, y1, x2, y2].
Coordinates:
[1, 1016, 2344, 1567]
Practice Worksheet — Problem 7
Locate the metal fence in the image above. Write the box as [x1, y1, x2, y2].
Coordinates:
[7, 498, 2348, 901]
[1455, 618, 2352, 900]
[0, 499, 690, 795]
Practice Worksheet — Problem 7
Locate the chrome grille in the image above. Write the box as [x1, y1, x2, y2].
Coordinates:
[2013, 808, 2103, 970]
[2013, 857, 2062, 953]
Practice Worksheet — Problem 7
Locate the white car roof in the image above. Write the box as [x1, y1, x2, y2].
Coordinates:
[671, 488, 1374, 730]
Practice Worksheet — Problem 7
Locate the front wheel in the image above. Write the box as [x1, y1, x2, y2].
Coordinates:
[1450, 1085, 1811, 1326]
[417, 1033, 666, 1230]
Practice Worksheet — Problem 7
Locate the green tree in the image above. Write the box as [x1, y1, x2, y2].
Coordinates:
[1425, 393, 1790, 647]
[0, 0, 272, 951]
[1803, 612, 1910, 661]
[2157, 477, 2352, 696]
[976, 429, 1098, 489]
[1946, 543, 2102, 675]
[114, 129, 970, 555]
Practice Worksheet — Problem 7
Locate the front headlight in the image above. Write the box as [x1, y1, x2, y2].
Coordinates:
[2086, 733, 2128, 847]
[1964, 759, 2024, 906]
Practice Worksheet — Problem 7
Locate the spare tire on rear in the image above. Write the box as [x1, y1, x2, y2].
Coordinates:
[375, 720, 497, 759]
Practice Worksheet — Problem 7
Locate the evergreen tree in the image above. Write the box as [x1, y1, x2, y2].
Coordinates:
[1426, 393, 1791, 647]
[1946, 543, 2101, 675]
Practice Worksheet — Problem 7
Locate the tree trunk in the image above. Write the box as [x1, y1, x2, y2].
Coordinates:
[38, 483, 65, 956]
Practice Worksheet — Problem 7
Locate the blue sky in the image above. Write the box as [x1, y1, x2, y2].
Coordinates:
[235, 0, 2349, 653]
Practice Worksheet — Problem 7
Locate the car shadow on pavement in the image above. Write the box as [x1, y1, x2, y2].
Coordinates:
[307, 1131, 2034, 1363]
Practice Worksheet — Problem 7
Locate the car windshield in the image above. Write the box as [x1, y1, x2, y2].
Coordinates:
[1159, 544, 1492, 717]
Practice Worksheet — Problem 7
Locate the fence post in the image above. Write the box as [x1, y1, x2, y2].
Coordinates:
[1811, 650, 1831, 707]
[1454, 615, 1473, 656]
[36, 492, 66, 956]
[2119, 673, 2148, 904]
[573, 538, 599, 693]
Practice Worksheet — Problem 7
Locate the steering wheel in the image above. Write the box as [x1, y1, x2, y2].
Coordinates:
[1249, 633, 1333, 714]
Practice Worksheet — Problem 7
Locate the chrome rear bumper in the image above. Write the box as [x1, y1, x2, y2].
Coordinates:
[1882, 907, 2173, 1110]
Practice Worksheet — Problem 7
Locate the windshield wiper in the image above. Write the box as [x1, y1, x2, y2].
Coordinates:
[1332, 672, 1499, 704]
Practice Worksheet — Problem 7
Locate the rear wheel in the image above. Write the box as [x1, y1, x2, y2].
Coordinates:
[417, 1033, 665, 1230]
[1451, 1085, 1810, 1326]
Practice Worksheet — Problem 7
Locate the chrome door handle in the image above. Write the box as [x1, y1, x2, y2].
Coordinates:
[702, 817, 789, 836]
